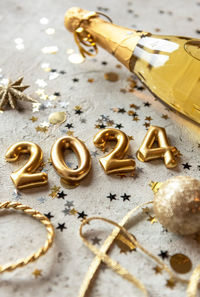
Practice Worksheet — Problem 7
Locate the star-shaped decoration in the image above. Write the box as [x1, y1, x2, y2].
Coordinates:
[158, 250, 169, 260]
[78, 211, 87, 219]
[30, 116, 38, 122]
[132, 116, 140, 122]
[161, 114, 169, 120]
[66, 130, 74, 136]
[72, 78, 79, 82]
[56, 223, 67, 232]
[118, 108, 126, 113]
[77, 211, 88, 219]
[142, 207, 150, 214]
[32, 269, 42, 278]
[130, 103, 140, 110]
[70, 208, 78, 215]
[65, 123, 74, 129]
[166, 278, 176, 289]
[0, 76, 37, 110]
[182, 162, 192, 170]
[44, 212, 54, 220]
[145, 116, 152, 121]
[107, 193, 117, 201]
[62, 208, 71, 216]
[75, 109, 83, 115]
[91, 150, 99, 157]
[65, 200, 74, 208]
[120, 193, 131, 201]
[144, 102, 151, 107]
[153, 266, 163, 274]
[143, 122, 150, 128]
[92, 236, 102, 245]
[115, 123, 123, 129]
[147, 215, 157, 224]
[35, 126, 48, 133]
[57, 191, 67, 199]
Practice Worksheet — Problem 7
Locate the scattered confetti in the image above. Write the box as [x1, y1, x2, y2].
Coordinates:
[170, 254, 192, 274]
[68, 53, 85, 64]
[104, 72, 119, 82]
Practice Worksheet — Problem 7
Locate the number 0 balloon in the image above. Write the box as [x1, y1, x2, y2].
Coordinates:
[51, 136, 92, 188]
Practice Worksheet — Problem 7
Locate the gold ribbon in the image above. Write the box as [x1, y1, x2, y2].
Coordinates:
[79, 201, 200, 297]
[73, 11, 113, 58]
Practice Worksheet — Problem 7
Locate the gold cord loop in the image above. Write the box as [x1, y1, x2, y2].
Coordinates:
[79, 201, 199, 297]
[0, 201, 54, 273]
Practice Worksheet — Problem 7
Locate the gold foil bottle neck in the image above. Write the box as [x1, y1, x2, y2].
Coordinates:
[65, 7, 200, 125]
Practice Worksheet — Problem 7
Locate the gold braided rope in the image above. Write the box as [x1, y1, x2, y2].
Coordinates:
[0, 201, 54, 273]
[79, 201, 199, 297]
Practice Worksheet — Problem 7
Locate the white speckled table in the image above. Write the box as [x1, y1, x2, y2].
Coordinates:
[0, 0, 200, 297]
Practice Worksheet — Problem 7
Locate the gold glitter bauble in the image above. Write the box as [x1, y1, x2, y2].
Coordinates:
[153, 176, 200, 235]
[170, 253, 192, 274]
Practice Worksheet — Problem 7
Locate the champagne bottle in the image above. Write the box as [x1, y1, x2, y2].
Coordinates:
[65, 7, 200, 124]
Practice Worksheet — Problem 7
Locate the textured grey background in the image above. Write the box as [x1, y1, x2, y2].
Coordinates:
[0, 0, 200, 297]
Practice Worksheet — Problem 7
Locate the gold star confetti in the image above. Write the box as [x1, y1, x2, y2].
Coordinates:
[67, 131, 74, 136]
[142, 207, 150, 214]
[116, 64, 122, 68]
[143, 122, 150, 128]
[128, 136, 134, 141]
[145, 116, 153, 121]
[162, 114, 169, 120]
[128, 110, 135, 116]
[0, 76, 37, 110]
[32, 269, 42, 278]
[75, 105, 82, 110]
[153, 265, 163, 274]
[133, 117, 140, 122]
[130, 103, 139, 109]
[51, 185, 60, 192]
[30, 116, 38, 122]
[49, 191, 57, 199]
[104, 72, 119, 82]
[166, 278, 176, 289]
[35, 126, 48, 133]
[147, 215, 158, 224]
[88, 78, 94, 83]
[149, 181, 162, 193]
[70, 208, 78, 215]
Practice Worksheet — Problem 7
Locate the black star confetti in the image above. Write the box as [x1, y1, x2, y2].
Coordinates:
[56, 223, 67, 232]
[107, 193, 117, 201]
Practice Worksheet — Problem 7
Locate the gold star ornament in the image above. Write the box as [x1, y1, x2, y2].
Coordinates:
[0, 76, 38, 110]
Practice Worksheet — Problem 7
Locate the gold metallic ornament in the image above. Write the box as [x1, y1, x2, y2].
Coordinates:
[170, 254, 192, 274]
[0, 201, 54, 273]
[93, 128, 135, 175]
[0, 76, 37, 110]
[51, 136, 91, 188]
[5, 142, 48, 190]
[48, 111, 67, 125]
[65, 7, 200, 125]
[136, 125, 179, 168]
[153, 176, 200, 235]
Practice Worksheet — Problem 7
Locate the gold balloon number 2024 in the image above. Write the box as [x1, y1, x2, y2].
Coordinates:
[5, 126, 179, 190]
